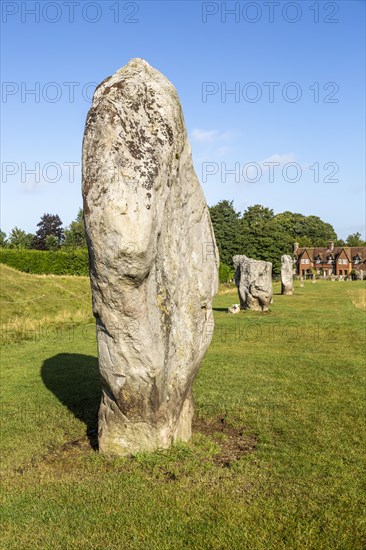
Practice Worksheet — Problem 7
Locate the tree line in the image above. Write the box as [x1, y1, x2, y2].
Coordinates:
[0, 209, 85, 251]
[1, 203, 364, 277]
[209, 201, 365, 276]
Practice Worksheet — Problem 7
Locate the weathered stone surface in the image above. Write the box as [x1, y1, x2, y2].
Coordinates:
[281, 255, 294, 295]
[82, 59, 219, 456]
[355, 269, 364, 280]
[233, 255, 272, 312]
[228, 304, 240, 314]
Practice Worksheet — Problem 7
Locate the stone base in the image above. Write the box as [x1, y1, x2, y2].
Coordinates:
[98, 391, 194, 456]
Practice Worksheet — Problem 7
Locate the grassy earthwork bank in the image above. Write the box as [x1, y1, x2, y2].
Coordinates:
[1, 263, 365, 549]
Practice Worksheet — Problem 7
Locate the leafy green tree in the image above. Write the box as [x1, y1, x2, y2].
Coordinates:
[302, 215, 337, 246]
[219, 263, 234, 283]
[208, 201, 340, 276]
[242, 204, 274, 227]
[239, 205, 274, 259]
[8, 227, 34, 249]
[45, 235, 59, 251]
[63, 209, 86, 249]
[346, 232, 365, 246]
[0, 230, 7, 248]
[335, 239, 346, 247]
[33, 214, 64, 250]
[297, 236, 313, 248]
[239, 206, 293, 275]
[209, 200, 242, 265]
[274, 211, 336, 246]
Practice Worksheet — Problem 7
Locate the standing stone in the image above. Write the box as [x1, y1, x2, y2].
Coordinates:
[233, 255, 272, 312]
[82, 59, 219, 456]
[300, 276, 304, 287]
[281, 255, 294, 295]
[355, 269, 364, 280]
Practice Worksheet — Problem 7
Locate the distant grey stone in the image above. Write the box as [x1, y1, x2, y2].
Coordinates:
[233, 255, 272, 312]
[281, 255, 294, 295]
[82, 58, 219, 456]
[355, 270, 364, 280]
[228, 304, 240, 314]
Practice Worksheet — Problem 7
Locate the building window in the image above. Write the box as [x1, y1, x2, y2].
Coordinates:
[339, 270, 342, 275]
[301, 259, 310, 264]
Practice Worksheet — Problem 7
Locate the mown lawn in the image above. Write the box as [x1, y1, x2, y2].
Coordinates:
[1, 265, 365, 549]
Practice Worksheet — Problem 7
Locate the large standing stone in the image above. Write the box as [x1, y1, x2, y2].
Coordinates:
[82, 59, 219, 456]
[233, 255, 272, 312]
[281, 254, 294, 295]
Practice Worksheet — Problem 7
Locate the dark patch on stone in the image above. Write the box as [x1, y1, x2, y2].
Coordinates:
[83, 109, 98, 147]
[98, 83, 175, 192]
[149, 378, 160, 414]
[83, 197, 90, 216]
[102, 79, 133, 97]
[94, 75, 113, 94]
[119, 385, 145, 420]
[125, 140, 145, 160]
[164, 122, 174, 146]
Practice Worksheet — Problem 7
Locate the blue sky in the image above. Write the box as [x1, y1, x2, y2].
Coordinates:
[1, 0, 365, 239]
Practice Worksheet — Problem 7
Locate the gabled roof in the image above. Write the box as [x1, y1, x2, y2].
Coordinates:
[338, 247, 352, 261]
[295, 246, 366, 263]
[349, 246, 366, 259]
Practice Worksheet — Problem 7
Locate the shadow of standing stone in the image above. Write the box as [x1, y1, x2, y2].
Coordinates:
[41, 353, 101, 449]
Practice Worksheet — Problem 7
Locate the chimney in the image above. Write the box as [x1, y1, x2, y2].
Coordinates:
[294, 242, 299, 255]
[328, 240, 334, 252]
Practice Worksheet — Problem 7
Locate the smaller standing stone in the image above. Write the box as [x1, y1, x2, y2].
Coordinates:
[233, 255, 272, 312]
[299, 277, 304, 288]
[281, 255, 294, 295]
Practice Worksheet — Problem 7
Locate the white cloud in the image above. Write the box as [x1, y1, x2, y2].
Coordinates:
[216, 146, 232, 157]
[190, 128, 232, 144]
[242, 153, 300, 183]
[260, 153, 296, 166]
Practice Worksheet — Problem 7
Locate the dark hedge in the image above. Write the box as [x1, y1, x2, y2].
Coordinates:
[0, 249, 89, 276]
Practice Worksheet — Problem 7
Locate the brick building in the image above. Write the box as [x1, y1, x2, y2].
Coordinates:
[294, 241, 366, 278]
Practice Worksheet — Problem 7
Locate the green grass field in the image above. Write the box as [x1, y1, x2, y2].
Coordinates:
[1, 264, 365, 549]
